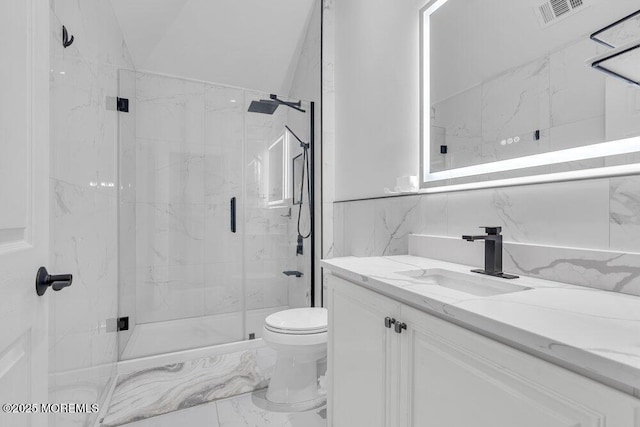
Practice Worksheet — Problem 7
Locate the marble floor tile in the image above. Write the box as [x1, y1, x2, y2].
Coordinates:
[101, 351, 268, 426]
[117, 391, 327, 427]
[216, 391, 327, 427]
[119, 403, 220, 427]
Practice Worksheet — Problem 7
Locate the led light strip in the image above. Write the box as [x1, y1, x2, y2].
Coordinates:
[425, 136, 640, 182]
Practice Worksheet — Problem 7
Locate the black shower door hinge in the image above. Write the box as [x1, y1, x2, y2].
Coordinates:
[117, 317, 129, 331]
[117, 97, 129, 113]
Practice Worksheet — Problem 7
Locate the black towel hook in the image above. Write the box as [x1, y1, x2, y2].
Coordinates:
[62, 25, 74, 48]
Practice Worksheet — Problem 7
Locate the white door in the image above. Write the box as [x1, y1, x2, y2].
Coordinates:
[326, 275, 401, 427]
[0, 0, 50, 426]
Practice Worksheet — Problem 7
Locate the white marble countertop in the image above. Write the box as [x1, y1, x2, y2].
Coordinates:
[321, 255, 640, 394]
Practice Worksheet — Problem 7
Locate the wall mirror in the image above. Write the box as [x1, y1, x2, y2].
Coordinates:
[422, 0, 640, 190]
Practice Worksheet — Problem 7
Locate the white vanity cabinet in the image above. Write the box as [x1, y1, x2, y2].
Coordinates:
[326, 274, 640, 427]
[327, 273, 403, 427]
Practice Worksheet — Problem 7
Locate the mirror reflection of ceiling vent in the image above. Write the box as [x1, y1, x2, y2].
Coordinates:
[536, 0, 586, 27]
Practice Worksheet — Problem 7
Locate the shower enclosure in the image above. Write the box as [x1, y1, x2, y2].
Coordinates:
[117, 71, 314, 360]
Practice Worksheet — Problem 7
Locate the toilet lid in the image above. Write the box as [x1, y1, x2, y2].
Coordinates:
[265, 308, 328, 334]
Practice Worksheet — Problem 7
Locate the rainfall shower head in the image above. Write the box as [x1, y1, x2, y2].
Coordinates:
[248, 99, 279, 114]
[247, 94, 306, 114]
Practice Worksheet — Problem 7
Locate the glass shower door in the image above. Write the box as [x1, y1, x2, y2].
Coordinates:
[202, 85, 246, 341]
[118, 72, 246, 359]
[117, 71, 314, 359]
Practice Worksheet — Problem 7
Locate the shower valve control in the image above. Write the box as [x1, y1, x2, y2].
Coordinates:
[384, 317, 396, 328]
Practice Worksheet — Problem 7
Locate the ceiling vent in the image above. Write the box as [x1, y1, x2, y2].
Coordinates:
[536, 0, 586, 27]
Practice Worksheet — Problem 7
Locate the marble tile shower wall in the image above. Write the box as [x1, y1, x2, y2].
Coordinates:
[332, 175, 640, 296]
[134, 72, 210, 324]
[281, 107, 313, 309]
[244, 99, 302, 316]
[131, 74, 298, 326]
[48, 0, 134, 426]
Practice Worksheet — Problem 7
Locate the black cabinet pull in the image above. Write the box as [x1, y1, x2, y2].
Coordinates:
[230, 197, 237, 233]
[384, 317, 396, 328]
[35, 267, 72, 296]
[394, 322, 407, 334]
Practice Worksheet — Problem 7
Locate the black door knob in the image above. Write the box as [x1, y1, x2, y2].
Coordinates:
[35, 267, 72, 296]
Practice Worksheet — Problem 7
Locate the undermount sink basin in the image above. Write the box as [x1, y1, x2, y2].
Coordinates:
[395, 268, 532, 297]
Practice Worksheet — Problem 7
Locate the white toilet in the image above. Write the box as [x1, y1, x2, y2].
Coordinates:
[262, 307, 328, 405]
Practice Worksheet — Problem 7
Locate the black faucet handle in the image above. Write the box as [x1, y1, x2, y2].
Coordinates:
[480, 226, 502, 235]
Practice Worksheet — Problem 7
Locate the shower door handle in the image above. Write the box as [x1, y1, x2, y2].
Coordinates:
[230, 197, 237, 233]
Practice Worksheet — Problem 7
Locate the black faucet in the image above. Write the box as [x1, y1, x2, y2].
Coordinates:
[462, 226, 518, 279]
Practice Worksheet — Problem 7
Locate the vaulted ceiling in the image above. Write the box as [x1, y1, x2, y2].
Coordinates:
[110, 0, 316, 94]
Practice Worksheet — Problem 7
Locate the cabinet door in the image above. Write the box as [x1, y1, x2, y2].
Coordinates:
[327, 275, 402, 427]
[399, 304, 640, 427]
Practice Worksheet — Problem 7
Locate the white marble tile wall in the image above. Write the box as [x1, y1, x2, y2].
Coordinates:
[283, 103, 314, 309]
[133, 73, 219, 324]
[204, 85, 245, 318]
[430, 38, 611, 172]
[549, 39, 606, 151]
[320, 0, 336, 306]
[332, 175, 640, 297]
[333, 196, 422, 258]
[48, 0, 134, 425]
[482, 57, 551, 162]
[410, 234, 640, 297]
[288, 0, 322, 304]
[610, 175, 640, 253]
[605, 78, 640, 142]
[243, 91, 297, 317]
[431, 85, 482, 171]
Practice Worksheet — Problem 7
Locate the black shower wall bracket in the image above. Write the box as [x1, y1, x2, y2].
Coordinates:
[62, 25, 74, 48]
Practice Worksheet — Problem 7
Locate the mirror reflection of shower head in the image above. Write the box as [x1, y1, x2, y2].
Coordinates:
[247, 94, 306, 114]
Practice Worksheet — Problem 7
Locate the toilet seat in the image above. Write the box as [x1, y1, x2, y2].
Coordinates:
[264, 307, 327, 335]
[262, 327, 327, 347]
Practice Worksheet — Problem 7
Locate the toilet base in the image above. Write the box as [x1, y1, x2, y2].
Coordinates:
[261, 308, 328, 408]
[266, 352, 324, 405]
